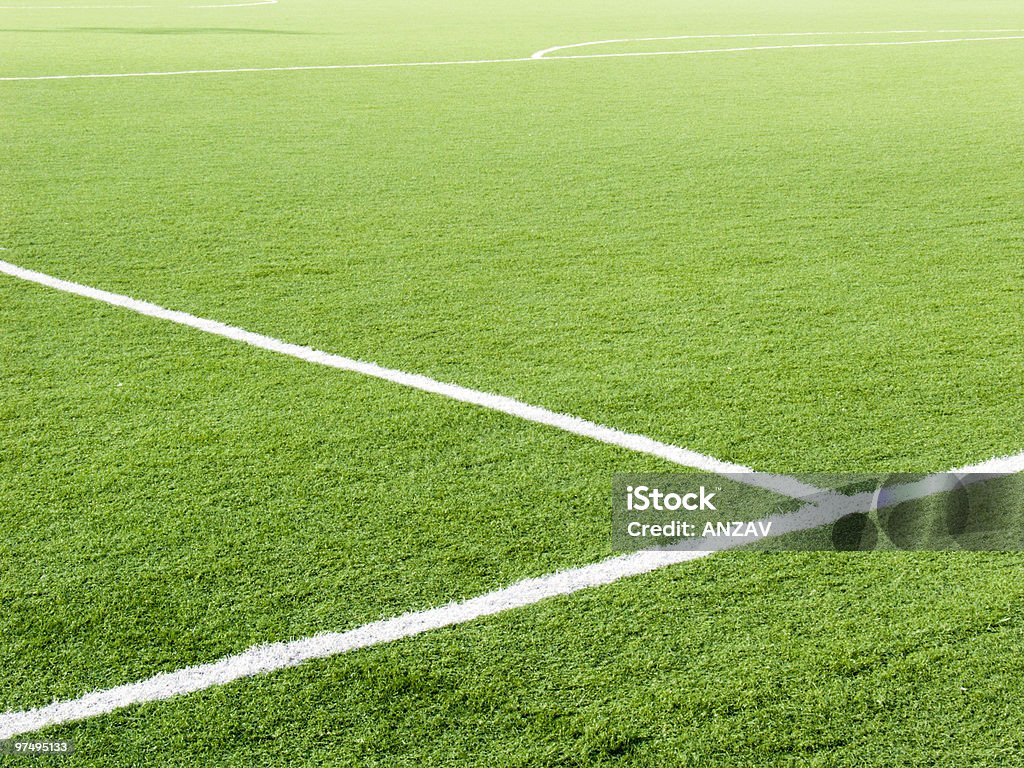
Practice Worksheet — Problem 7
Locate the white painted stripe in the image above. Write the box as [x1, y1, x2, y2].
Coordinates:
[3, 453, 1022, 738]
[0, 0, 275, 8]
[951, 452, 1024, 475]
[0, 551, 710, 739]
[2, 31, 1022, 82]
[837, 453, 1024, 514]
[0, 259, 823, 500]
[529, 29, 937, 59]
[188, 0, 275, 6]
[537, 35, 1024, 62]
[0, 57, 535, 82]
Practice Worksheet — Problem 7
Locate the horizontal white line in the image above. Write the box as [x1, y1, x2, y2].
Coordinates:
[529, 29, 1024, 58]
[2, 31, 1022, 82]
[3, 450, 1022, 738]
[529, 29, 934, 58]
[0, 0, 275, 7]
[0, 259, 822, 500]
[188, 0, 274, 6]
[538, 35, 1024, 62]
[0, 57, 534, 81]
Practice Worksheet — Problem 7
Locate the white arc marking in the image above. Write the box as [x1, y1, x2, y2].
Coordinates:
[2, 31, 1023, 82]
[531, 29, 930, 59]
[529, 29, 1024, 58]
[532, 35, 1024, 62]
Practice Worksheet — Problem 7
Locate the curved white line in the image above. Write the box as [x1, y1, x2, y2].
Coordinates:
[2, 31, 1023, 82]
[531, 29, 1024, 58]
[528, 29, 937, 59]
[0, 0, 274, 8]
[533, 35, 1024, 63]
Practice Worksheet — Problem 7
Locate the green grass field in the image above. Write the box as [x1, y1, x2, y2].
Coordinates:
[2, 0, 1024, 764]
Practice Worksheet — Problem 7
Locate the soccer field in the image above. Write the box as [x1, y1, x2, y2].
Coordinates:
[2, 0, 1024, 764]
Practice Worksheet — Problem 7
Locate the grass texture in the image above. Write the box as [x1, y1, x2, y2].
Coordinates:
[2, 0, 1023, 765]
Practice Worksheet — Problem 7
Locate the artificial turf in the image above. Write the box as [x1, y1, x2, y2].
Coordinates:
[2, 0, 1023, 764]
[24, 553, 1024, 767]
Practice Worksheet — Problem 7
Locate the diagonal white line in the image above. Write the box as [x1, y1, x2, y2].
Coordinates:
[950, 453, 1024, 474]
[2, 450, 1022, 738]
[0, 258, 823, 500]
[2, 24, 1022, 740]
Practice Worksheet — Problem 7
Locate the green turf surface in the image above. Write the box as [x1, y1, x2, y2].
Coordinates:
[2, 0, 1024, 764]
[3, 5, 1023, 470]
[0, 280, 677, 712]
[26, 553, 1024, 766]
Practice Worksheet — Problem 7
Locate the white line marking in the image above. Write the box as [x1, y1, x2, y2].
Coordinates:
[188, 0, 274, 5]
[2, 31, 1022, 82]
[530, 29, 931, 59]
[529, 29, 1024, 58]
[0, 57, 535, 82]
[534, 35, 1024, 62]
[0, 258, 823, 500]
[951, 453, 1024, 475]
[0, 25, 1020, 737]
[0, 0, 275, 8]
[2, 450, 1022, 738]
